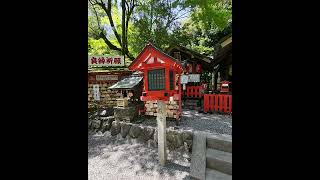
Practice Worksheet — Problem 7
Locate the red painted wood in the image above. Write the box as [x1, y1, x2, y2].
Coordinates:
[220, 80, 231, 93]
[130, 43, 185, 117]
[229, 96, 232, 112]
[165, 68, 169, 92]
[222, 95, 227, 112]
[178, 75, 182, 120]
[129, 44, 184, 74]
[144, 70, 148, 91]
[183, 86, 204, 98]
[203, 94, 232, 113]
[204, 94, 209, 112]
[215, 95, 219, 112]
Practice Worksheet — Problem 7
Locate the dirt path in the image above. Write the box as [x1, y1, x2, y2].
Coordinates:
[88, 132, 192, 180]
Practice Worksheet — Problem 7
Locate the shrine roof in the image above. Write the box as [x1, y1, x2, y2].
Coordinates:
[166, 45, 213, 64]
[211, 34, 232, 66]
[129, 43, 184, 72]
[108, 76, 143, 90]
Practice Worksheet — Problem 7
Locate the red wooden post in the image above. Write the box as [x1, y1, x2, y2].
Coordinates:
[204, 94, 208, 112]
[224, 95, 227, 112]
[229, 95, 232, 113]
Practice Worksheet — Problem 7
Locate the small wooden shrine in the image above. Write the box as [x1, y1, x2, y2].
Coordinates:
[129, 43, 184, 120]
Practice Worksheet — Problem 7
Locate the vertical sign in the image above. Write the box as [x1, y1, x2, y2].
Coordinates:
[180, 75, 188, 90]
[180, 75, 188, 84]
[93, 84, 100, 101]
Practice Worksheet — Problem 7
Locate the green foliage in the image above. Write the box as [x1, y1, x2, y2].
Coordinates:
[171, 15, 232, 55]
[130, 0, 190, 54]
[185, 0, 232, 30]
[88, 0, 232, 62]
[88, 38, 108, 56]
[201, 71, 213, 84]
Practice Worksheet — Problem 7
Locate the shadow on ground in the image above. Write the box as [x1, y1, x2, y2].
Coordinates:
[88, 132, 121, 159]
[139, 109, 232, 135]
[88, 131, 191, 179]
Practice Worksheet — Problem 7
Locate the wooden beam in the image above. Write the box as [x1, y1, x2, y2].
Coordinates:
[221, 37, 232, 48]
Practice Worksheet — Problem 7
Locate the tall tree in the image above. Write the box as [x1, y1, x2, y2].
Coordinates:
[130, 0, 191, 54]
[88, 0, 232, 60]
[88, 0, 136, 60]
[122, 0, 126, 61]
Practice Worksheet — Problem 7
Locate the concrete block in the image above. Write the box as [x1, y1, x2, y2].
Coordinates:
[190, 131, 206, 180]
[206, 148, 232, 175]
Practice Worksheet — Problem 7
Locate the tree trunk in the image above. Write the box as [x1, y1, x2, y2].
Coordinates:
[122, 0, 126, 64]
[90, 0, 135, 61]
[213, 65, 220, 92]
[213, 71, 218, 92]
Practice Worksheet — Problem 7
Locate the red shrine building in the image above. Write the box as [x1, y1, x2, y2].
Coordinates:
[129, 43, 184, 120]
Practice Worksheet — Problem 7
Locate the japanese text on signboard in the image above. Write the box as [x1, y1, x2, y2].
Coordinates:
[88, 56, 124, 66]
[93, 84, 100, 101]
[180, 74, 200, 83]
[96, 75, 118, 81]
[188, 74, 200, 82]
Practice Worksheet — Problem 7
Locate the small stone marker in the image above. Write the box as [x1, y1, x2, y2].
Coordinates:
[157, 100, 167, 166]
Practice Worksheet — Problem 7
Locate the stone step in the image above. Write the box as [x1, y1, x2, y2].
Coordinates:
[206, 148, 232, 175]
[184, 100, 199, 102]
[183, 106, 201, 111]
[190, 131, 207, 180]
[206, 133, 232, 153]
[184, 102, 198, 105]
[205, 168, 232, 180]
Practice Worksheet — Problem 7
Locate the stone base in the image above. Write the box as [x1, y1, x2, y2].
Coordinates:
[89, 117, 194, 153]
[113, 106, 137, 122]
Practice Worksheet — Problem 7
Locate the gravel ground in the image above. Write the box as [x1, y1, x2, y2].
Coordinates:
[139, 110, 232, 135]
[88, 131, 192, 180]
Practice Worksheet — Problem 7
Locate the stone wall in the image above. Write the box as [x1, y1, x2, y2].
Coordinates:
[145, 100, 180, 118]
[88, 71, 131, 107]
[88, 115, 193, 153]
[113, 106, 137, 122]
[88, 83, 122, 107]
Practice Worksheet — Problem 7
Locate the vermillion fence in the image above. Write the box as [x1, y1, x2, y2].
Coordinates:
[183, 86, 203, 98]
[204, 94, 232, 113]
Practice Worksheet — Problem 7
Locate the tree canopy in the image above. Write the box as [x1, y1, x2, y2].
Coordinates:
[88, 0, 232, 63]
